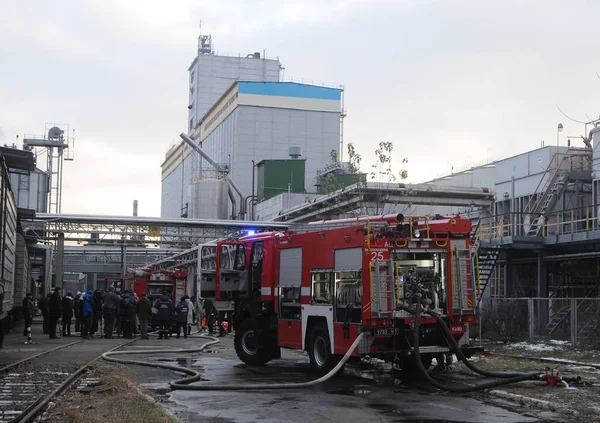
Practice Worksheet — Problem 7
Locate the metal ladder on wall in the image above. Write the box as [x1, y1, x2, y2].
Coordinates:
[371, 259, 395, 318]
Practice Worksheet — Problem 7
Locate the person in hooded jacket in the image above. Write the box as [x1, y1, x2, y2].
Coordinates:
[49, 287, 62, 339]
[73, 292, 83, 333]
[175, 296, 189, 339]
[119, 291, 135, 339]
[90, 290, 103, 338]
[61, 291, 74, 337]
[155, 294, 173, 340]
[81, 290, 94, 339]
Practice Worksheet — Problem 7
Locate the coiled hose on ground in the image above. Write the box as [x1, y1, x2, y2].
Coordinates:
[407, 305, 541, 393]
[102, 332, 366, 391]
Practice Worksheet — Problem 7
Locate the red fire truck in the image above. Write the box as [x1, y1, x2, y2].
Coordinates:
[210, 214, 479, 374]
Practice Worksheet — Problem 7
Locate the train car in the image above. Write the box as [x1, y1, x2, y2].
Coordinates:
[0, 155, 18, 326]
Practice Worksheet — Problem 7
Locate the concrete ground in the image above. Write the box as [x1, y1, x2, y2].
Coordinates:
[120, 334, 559, 423]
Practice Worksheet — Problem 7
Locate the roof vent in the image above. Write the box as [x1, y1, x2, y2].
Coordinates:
[289, 146, 302, 159]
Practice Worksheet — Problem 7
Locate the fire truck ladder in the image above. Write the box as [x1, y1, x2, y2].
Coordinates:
[371, 259, 396, 318]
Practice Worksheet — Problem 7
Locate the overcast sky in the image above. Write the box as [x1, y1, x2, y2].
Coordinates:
[1, 0, 599, 217]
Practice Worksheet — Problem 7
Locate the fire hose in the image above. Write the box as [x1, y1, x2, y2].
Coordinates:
[400, 304, 565, 392]
[102, 331, 366, 391]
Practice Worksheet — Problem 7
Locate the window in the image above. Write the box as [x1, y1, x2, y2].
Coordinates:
[311, 271, 333, 304]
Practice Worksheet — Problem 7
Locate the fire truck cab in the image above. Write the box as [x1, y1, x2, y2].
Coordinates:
[211, 214, 478, 374]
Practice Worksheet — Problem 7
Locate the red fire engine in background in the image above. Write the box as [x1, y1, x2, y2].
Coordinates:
[203, 214, 479, 374]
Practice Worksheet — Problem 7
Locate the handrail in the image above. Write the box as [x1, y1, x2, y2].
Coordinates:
[452, 246, 458, 300]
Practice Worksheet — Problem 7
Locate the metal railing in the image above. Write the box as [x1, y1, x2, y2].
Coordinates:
[476, 205, 599, 241]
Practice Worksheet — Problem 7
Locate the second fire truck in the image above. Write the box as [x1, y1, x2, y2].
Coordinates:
[199, 214, 479, 374]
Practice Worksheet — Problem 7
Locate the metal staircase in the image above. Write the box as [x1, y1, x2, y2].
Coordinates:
[470, 221, 501, 308]
[523, 148, 592, 237]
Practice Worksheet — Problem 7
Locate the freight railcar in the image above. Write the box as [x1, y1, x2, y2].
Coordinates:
[0, 155, 17, 325]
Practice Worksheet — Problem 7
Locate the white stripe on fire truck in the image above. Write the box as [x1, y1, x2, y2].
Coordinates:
[261, 287, 272, 296]
[301, 287, 311, 296]
[274, 287, 279, 296]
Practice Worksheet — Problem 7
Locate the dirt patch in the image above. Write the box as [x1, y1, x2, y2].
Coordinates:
[449, 353, 600, 422]
[39, 365, 179, 423]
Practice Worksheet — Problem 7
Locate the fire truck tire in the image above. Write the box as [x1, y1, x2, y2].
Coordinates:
[308, 323, 334, 376]
[234, 319, 271, 366]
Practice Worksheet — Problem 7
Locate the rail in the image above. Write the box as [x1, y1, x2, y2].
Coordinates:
[477, 205, 600, 241]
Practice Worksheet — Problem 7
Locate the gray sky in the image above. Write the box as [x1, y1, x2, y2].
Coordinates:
[1, 0, 598, 216]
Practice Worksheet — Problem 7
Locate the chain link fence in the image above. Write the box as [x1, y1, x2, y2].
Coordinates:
[478, 297, 600, 346]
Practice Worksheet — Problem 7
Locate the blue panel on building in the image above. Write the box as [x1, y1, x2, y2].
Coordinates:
[238, 82, 341, 101]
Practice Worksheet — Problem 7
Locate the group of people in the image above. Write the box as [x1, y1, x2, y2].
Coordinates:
[34, 286, 208, 343]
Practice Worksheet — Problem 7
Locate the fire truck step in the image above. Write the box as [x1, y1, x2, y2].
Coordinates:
[410, 346, 450, 354]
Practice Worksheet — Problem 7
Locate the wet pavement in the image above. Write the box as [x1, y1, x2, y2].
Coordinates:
[120, 334, 550, 423]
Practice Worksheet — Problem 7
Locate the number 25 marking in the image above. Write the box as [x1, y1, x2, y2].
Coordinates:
[371, 251, 384, 261]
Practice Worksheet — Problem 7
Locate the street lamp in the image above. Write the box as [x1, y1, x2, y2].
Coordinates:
[557, 123, 564, 147]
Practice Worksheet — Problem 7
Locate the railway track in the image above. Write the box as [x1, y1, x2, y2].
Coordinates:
[0, 339, 137, 423]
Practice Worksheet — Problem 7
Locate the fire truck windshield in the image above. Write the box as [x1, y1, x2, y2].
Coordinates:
[391, 251, 447, 312]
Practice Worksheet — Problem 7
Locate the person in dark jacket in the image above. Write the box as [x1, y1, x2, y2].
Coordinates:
[135, 292, 152, 339]
[90, 290, 103, 338]
[61, 291, 74, 337]
[41, 293, 51, 335]
[155, 294, 173, 340]
[81, 290, 94, 339]
[103, 286, 121, 339]
[175, 297, 189, 339]
[73, 292, 82, 333]
[22, 293, 36, 344]
[49, 287, 62, 339]
[119, 291, 135, 339]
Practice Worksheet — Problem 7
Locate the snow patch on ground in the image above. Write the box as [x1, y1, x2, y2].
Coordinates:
[506, 342, 562, 352]
[549, 340, 571, 346]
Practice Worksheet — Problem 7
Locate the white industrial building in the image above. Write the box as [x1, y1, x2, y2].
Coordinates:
[162, 81, 342, 219]
[187, 33, 281, 136]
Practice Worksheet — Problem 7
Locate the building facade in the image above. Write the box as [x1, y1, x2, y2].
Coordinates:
[162, 81, 342, 219]
[187, 34, 281, 136]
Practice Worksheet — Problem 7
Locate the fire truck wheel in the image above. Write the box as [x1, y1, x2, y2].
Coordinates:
[234, 319, 271, 366]
[308, 323, 334, 375]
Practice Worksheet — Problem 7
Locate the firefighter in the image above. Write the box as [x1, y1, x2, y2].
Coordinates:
[81, 290, 94, 339]
[48, 287, 62, 339]
[185, 296, 194, 336]
[175, 296, 189, 339]
[22, 293, 36, 344]
[61, 291, 74, 337]
[155, 294, 173, 340]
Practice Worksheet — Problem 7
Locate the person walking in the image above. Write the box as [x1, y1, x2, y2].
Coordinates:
[61, 291, 74, 337]
[22, 293, 36, 344]
[175, 297, 189, 339]
[90, 290, 103, 338]
[155, 294, 173, 340]
[81, 290, 94, 339]
[73, 292, 82, 333]
[194, 297, 205, 332]
[103, 286, 120, 339]
[185, 296, 194, 336]
[135, 292, 152, 339]
[49, 287, 62, 339]
[119, 291, 135, 339]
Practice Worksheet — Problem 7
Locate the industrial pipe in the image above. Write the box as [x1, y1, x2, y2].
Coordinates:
[180, 133, 246, 219]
